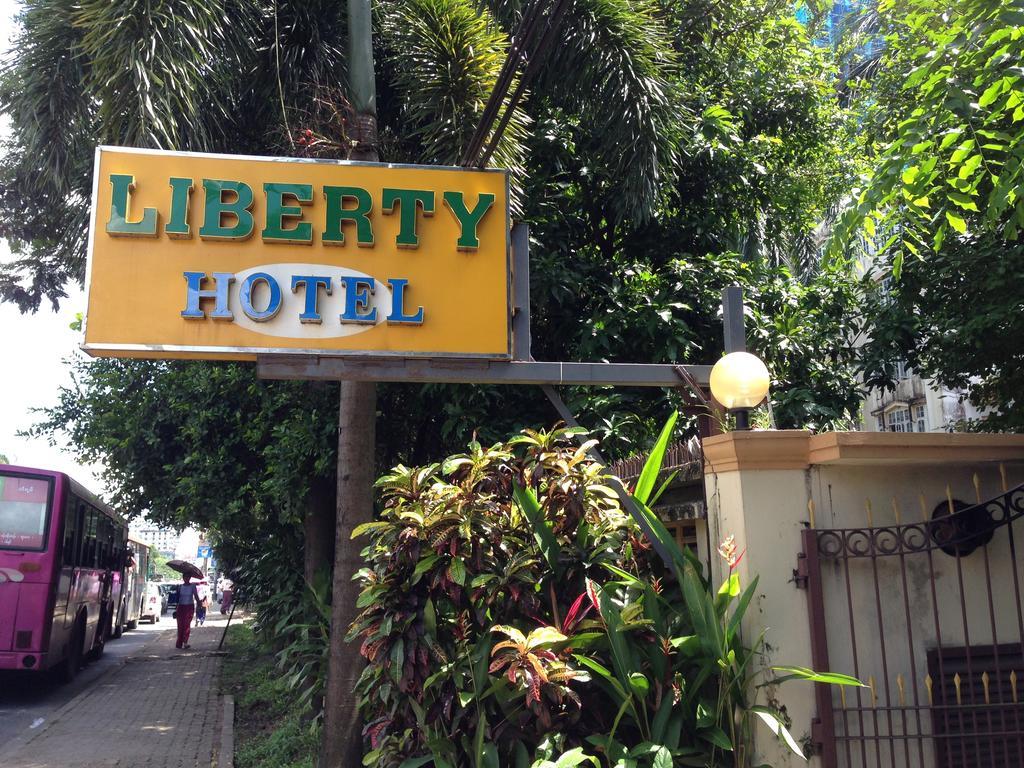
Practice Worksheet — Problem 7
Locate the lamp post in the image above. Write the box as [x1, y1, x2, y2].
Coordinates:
[709, 351, 771, 430]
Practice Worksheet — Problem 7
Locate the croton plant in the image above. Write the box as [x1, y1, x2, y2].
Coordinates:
[348, 418, 859, 767]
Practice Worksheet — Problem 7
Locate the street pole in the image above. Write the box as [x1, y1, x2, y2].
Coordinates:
[319, 0, 378, 765]
[721, 286, 750, 430]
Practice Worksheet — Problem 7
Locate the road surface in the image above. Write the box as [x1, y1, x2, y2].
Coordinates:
[0, 617, 168, 749]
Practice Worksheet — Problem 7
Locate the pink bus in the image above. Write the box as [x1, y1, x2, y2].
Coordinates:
[0, 465, 130, 681]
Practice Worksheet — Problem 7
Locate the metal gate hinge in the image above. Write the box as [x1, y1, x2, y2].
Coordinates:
[793, 553, 809, 590]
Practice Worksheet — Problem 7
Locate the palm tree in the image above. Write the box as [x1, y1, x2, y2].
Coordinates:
[0, 0, 678, 310]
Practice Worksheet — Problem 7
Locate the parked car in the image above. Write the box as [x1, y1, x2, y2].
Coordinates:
[141, 582, 162, 624]
[158, 583, 175, 614]
[165, 583, 179, 614]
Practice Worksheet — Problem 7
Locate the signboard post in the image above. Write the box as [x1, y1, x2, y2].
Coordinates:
[81, 145, 711, 389]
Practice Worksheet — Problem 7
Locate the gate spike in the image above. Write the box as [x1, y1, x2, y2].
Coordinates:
[925, 674, 934, 706]
[973, 473, 982, 504]
[808, 498, 816, 530]
[982, 671, 991, 704]
[946, 485, 955, 516]
[1012, 671, 1018, 704]
[891, 497, 902, 525]
[866, 499, 874, 528]
[1000, 463, 1008, 493]
[954, 673, 962, 705]
[919, 493, 929, 522]
[897, 673, 906, 706]
[839, 684, 847, 708]
[868, 675, 877, 706]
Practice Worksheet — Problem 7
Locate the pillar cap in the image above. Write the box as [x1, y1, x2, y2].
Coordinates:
[703, 430, 1024, 473]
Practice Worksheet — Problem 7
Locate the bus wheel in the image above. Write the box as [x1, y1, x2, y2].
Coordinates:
[111, 602, 125, 639]
[87, 623, 106, 661]
[58, 621, 84, 684]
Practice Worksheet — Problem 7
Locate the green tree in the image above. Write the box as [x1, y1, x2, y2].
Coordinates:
[149, 546, 179, 581]
[27, 358, 340, 582]
[834, 0, 1024, 429]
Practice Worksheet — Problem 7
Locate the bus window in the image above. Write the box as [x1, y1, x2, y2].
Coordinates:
[82, 504, 98, 568]
[0, 472, 52, 551]
[98, 515, 112, 568]
[63, 495, 83, 567]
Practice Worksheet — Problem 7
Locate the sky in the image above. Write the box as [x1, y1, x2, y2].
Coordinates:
[0, 0, 104, 487]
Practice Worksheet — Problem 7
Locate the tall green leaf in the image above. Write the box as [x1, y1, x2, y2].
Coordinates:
[632, 411, 677, 505]
[513, 484, 562, 576]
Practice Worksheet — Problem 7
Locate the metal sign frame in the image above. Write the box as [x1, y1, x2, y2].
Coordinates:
[256, 223, 712, 388]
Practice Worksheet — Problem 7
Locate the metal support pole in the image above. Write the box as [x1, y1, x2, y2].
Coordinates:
[217, 602, 236, 651]
[257, 356, 711, 387]
[721, 285, 751, 429]
[722, 285, 746, 354]
[511, 223, 532, 361]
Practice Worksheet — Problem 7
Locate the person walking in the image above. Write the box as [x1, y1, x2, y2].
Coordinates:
[195, 580, 209, 626]
[219, 577, 233, 614]
[175, 574, 202, 649]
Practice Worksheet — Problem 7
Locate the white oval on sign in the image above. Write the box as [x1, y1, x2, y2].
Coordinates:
[230, 264, 391, 339]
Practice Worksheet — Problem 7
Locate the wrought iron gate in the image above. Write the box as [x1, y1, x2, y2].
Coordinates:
[799, 480, 1024, 767]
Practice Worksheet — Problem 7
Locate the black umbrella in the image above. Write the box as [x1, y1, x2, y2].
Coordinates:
[166, 559, 204, 580]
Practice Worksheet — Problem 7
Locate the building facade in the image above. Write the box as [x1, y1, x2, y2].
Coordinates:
[862, 369, 986, 434]
[129, 519, 179, 555]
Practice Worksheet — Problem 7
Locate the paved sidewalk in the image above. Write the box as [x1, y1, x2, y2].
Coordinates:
[5, 613, 232, 768]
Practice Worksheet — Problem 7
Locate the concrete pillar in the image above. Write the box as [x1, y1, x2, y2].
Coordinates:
[704, 431, 816, 767]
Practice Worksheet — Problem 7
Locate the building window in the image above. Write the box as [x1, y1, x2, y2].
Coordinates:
[664, 519, 698, 552]
[894, 359, 910, 380]
[888, 407, 912, 433]
[879, 276, 893, 304]
[914, 404, 928, 433]
[876, 415, 886, 432]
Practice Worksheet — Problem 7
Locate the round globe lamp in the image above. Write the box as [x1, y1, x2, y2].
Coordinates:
[709, 352, 770, 430]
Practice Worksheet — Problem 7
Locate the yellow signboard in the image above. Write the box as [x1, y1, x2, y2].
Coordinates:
[83, 147, 511, 360]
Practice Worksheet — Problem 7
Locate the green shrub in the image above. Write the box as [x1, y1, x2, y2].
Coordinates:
[350, 420, 860, 767]
[235, 713, 319, 768]
[231, 536, 331, 720]
[349, 425, 657, 766]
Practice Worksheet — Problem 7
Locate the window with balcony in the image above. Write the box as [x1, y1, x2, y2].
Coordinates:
[887, 406, 912, 432]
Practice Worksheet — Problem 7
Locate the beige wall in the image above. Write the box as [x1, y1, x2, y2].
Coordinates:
[703, 431, 1024, 767]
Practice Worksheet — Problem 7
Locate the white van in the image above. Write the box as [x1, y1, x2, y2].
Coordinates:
[140, 582, 162, 624]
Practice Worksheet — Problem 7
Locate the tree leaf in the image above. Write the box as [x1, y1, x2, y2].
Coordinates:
[946, 210, 968, 233]
[448, 557, 466, 586]
[513, 484, 561, 576]
[752, 706, 804, 758]
[770, 666, 864, 686]
[632, 412, 678, 505]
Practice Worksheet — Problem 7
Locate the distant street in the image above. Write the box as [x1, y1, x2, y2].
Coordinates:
[0, 619, 166, 749]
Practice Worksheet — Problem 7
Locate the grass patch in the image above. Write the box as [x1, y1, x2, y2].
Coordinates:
[220, 623, 319, 768]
